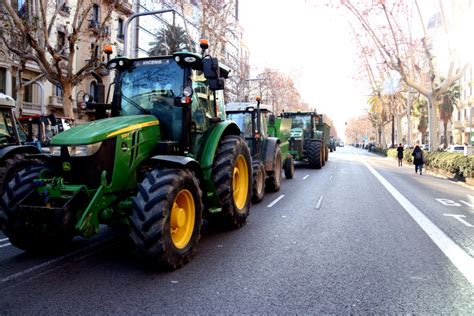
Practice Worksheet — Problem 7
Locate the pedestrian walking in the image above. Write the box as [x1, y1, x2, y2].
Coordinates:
[396, 143, 404, 166]
[412, 145, 424, 175]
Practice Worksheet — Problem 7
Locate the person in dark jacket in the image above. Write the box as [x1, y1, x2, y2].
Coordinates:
[396, 143, 404, 166]
[412, 145, 424, 175]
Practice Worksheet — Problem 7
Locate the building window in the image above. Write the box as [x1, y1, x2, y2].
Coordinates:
[23, 84, 32, 103]
[117, 18, 124, 40]
[92, 4, 100, 23]
[0, 68, 6, 94]
[89, 81, 98, 102]
[57, 0, 70, 14]
[57, 31, 66, 52]
[54, 85, 63, 97]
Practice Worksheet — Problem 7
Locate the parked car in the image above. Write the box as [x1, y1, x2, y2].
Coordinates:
[338, 141, 345, 147]
[446, 144, 465, 153]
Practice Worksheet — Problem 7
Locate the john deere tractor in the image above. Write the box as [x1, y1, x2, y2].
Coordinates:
[226, 98, 294, 203]
[282, 111, 330, 169]
[0, 41, 252, 269]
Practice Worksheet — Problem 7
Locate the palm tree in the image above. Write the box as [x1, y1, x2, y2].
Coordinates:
[148, 24, 195, 57]
[438, 81, 460, 148]
[413, 97, 428, 144]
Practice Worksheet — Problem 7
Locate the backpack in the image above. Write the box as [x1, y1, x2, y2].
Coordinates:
[415, 151, 422, 159]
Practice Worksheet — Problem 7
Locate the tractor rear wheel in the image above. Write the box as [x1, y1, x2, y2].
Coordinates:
[211, 135, 252, 229]
[307, 141, 322, 169]
[251, 160, 265, 204]
[0, 162, 74, 252]
[283, 156, 294, 179]
[266, 144, 282, 192]
[131, 168, 203, 270]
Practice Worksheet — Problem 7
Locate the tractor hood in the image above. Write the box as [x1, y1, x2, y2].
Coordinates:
[290, 127, 303, 139]
[51, 115, 159, 145]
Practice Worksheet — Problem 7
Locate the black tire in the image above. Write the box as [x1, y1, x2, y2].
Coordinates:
[251, 160, 265, 204]
[324, 145, 329, 162]
[130, 168, 203, 270]
[307, 141, 322, 169]
[0, 152, 38, 197]
[266, 144, 282, 192]
[0, 162, 74, 252]
[283, 156, 294, 179]
[211, 135, 252, 229]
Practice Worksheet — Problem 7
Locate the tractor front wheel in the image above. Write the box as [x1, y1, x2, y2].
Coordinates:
[131, 168, 203, 269]
[283, 156, 295, 179]
[307, 141, 322, 169]
[212, 135, 252, 229]
[266, 144, 282, 192]
[0, 162, 74, 252]
[251, 160, 266, 204]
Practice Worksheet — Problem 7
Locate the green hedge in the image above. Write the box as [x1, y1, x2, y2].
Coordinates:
[387, 148, 474, 178]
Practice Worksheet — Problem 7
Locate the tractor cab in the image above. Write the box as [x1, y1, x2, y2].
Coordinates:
[0, 93, 24, 147]
[107, 49, 230, 156]
[18, 114, 72, 150]
[226, 101, 271, 156]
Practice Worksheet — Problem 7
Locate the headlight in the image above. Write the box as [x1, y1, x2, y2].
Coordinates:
[50, 146, 61, 156]
[67, 142, 102, 157]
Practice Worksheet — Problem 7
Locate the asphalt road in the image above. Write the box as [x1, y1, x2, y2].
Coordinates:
[0, 146, 473, 314]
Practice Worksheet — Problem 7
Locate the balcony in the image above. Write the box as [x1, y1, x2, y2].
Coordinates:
[48, 95, 63, 108]
[21, 102, 42, 115]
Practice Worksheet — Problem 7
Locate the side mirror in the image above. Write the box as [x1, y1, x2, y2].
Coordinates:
[208, 78, 225, 91]
[269, 114, 275, 125]
[203, 56, 219, 79]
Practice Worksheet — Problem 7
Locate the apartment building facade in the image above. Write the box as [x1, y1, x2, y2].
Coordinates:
[0, 0, 132, 121]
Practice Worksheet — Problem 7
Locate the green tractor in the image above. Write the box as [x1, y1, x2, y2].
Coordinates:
[282, 111, 330, 169]
[0, 41, 253, 269]
[226, 98, 294, 203]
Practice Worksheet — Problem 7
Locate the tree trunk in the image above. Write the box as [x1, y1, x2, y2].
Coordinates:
[443, 120, 448, 148]
[391, 114, 395, 147]
[427, 95, 439, 152]
[395, 113, 403, 145]
[62, 82, 74, 119]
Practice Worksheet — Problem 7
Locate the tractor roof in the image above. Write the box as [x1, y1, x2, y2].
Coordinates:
[283, 111, 318, 116]
[225, 102, 271, 113]
[0, 93, 15, 108]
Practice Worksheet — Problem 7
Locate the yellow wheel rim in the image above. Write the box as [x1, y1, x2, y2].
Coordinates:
[170, 189, 195, 249]
[233, 155, 249, 210]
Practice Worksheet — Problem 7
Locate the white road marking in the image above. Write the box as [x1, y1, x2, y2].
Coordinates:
[329, 176, 333, 181]
[361, 158, 474, 285]
[340, 169, 344, 173]
[303, 175, 309, 180]
[315, 195, 324, 210]
[267, 195, 285, 208]
[460, 200, 473, 208]
[0, 238, 9, 242]
[443, 214, 474, 227]
[436, 198, 461, 207]
[0, 243, 11, 248]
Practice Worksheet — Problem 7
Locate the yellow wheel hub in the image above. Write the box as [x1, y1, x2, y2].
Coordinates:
[233, 155, 249, 210]
[170, 189, 195, 249]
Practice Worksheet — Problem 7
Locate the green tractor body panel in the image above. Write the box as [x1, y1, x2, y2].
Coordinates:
[51, 115, 159, 145]
[268, 116, 292, 160]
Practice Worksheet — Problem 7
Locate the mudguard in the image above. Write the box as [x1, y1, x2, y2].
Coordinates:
[0, 145, 41, 160]
[150, 155, 203, 180]
[263, 137, 280, 172]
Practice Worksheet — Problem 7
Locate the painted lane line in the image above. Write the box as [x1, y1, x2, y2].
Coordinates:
[0, 243, 11, 248]
[329, 175, 333, 181]
[303, 175, 309, 180]
[443, 214, 474, 227]
[340, 169, 344, 173]
[460, 200, 473, 208]
[315, 195, 323, 210]
[0, 238, 9, 242]
[267, 195, 285, 208]
[361, 158, 474, 285]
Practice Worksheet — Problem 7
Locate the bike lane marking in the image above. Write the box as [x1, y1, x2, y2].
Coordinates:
[443, 214, 474, 228]
[360, 157, 474, 285]
[303, 175, 309, 180]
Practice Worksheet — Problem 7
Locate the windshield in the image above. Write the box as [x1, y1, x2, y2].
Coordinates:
[227, 112, 253, 138]
[290, 115, 312, 129]
[119, 58, 185, 141]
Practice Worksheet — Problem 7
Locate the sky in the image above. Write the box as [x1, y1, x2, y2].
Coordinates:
[239, 0, 367, 138]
